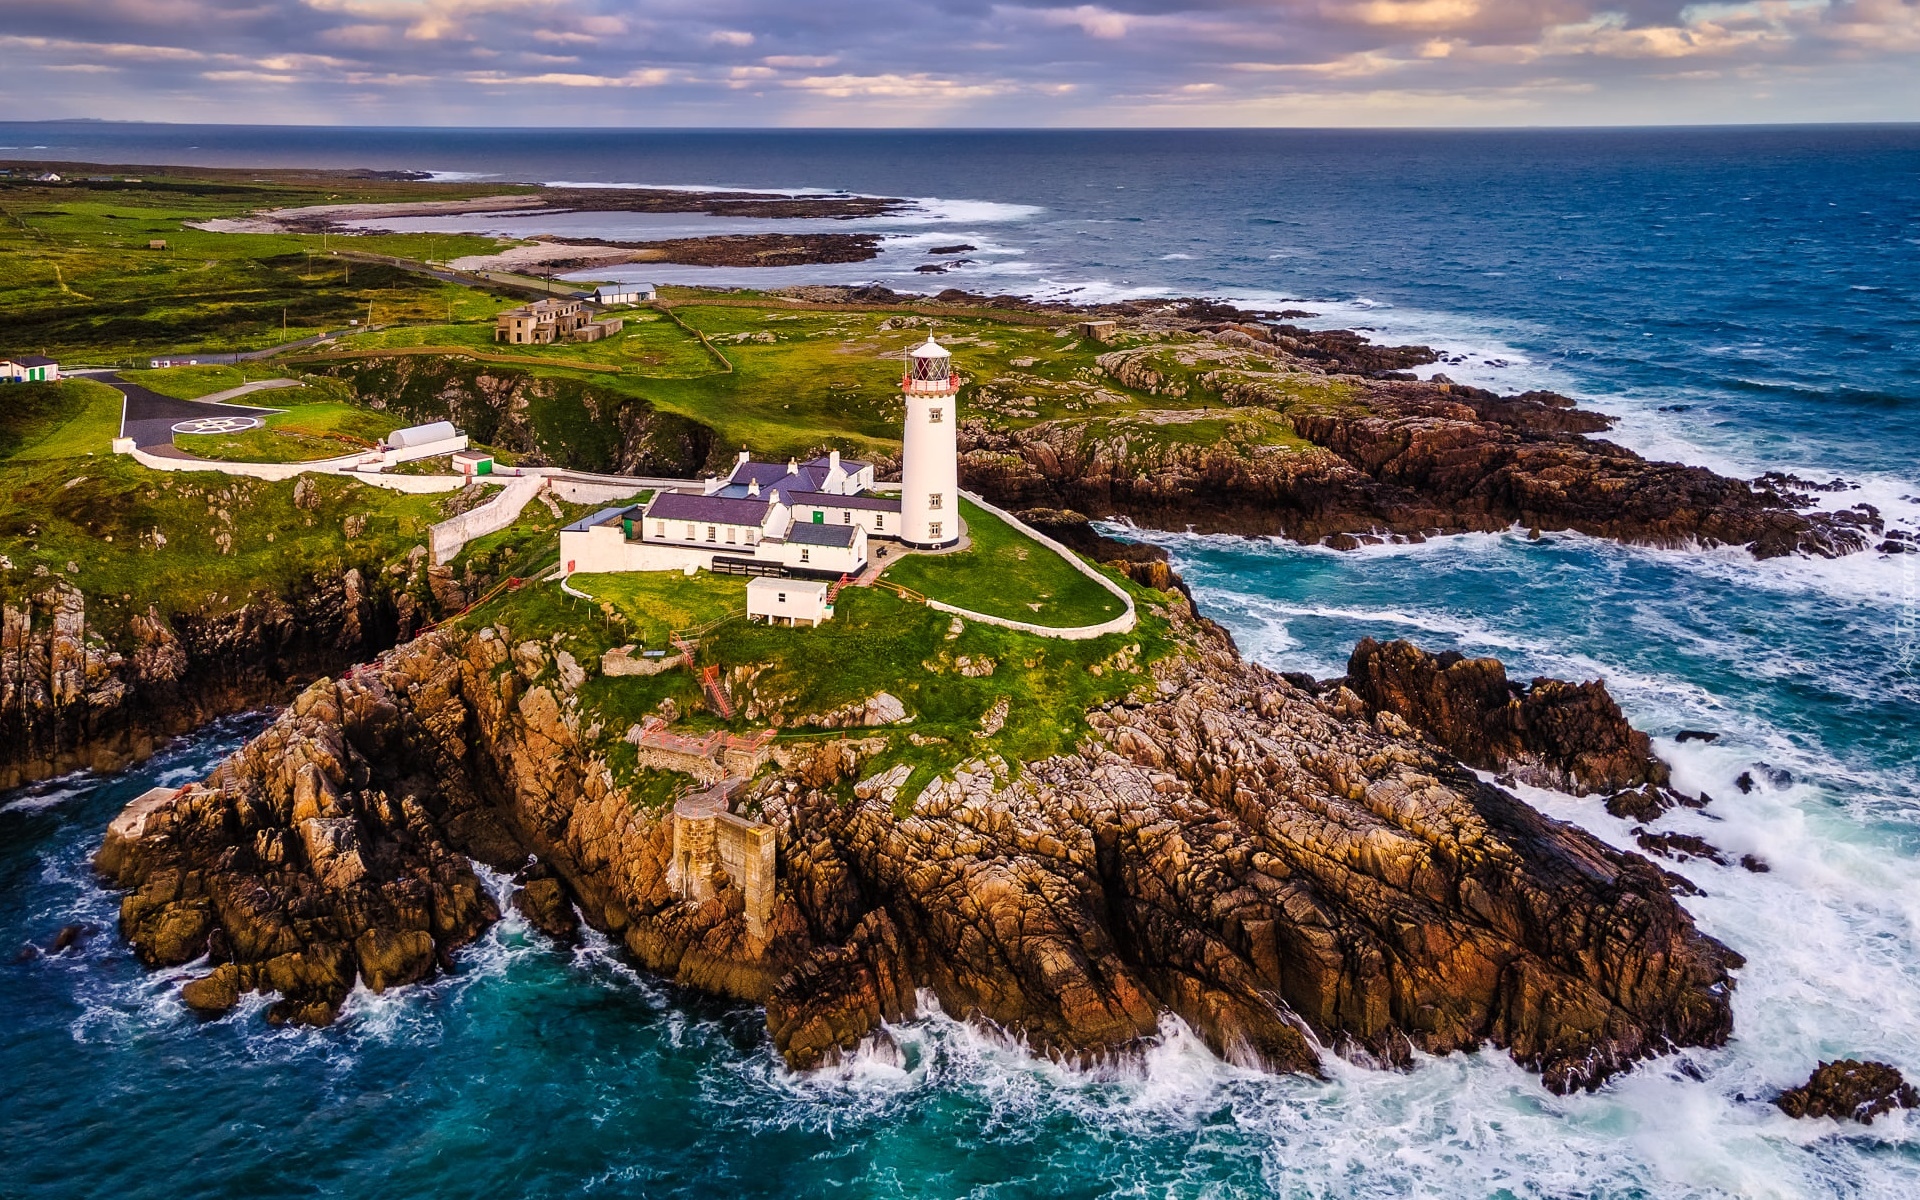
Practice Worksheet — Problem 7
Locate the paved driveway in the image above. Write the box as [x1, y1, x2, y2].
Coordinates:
[97, 373, 285, 451]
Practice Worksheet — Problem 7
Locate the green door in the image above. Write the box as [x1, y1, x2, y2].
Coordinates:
[476, 458, 492, 476]
[812, 511, 824, 523]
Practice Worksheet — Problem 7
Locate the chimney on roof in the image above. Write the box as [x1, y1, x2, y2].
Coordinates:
[787, 457, 797, 474]
[829, 449, 841, 472]
[748, 478, 760, 497]
[738, 447, 750, 466]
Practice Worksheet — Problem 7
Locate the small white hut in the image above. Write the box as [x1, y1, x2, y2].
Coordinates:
[746, 577, 832, 627]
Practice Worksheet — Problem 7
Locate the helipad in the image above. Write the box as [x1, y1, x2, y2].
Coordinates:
[171, 414, 263, 435]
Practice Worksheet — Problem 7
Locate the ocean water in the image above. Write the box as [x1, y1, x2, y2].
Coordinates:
[4, 123, 1920, 1197]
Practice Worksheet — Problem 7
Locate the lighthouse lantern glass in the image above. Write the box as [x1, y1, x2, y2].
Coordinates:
[910, 351, 951, 384]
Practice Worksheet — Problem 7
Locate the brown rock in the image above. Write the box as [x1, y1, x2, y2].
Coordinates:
[959, 353, 1868, 560]
[354, 929, 436, 993]
[512, 877, 581, 944]
[1778, 1060, 1920, 1123]
[96, 596, 1739, 1094]
[181, 963, 242, 1015]
[1345, 638, 1668, 795]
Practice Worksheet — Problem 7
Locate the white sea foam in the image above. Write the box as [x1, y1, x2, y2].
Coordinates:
[0, 776, 96, 814]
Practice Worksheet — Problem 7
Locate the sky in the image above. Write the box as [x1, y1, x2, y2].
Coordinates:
[0, 0, 1917, 126]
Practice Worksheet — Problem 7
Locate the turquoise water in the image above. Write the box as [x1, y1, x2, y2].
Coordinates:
[3, 125, 1919, 1197]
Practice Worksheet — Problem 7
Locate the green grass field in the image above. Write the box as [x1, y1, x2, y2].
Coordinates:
[474, 568, 1174, 809]
[2, 379, 124, 461]
[338, 311, 719, 376]
[119, 365, 296, 400]
[307, 299, 1365, 474]
[172, 400, 397, 463]
[0, 172, 515, 363]
[881, 499, 1125, 628]
[568, 570, 746, 646]
[0, 378, 468, 639]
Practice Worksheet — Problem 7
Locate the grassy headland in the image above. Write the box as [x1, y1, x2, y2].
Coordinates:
[0, 379, 458, 638]
[880, 498, 1125, 628]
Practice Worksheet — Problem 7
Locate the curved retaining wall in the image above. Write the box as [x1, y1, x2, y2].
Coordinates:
[430, 474, 552, 565]
[128, 446, 367, 481]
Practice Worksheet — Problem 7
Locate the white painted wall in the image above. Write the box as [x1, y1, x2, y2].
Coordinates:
[747, 578, 830, 625]
[430, 474, 547, 564]
[561, 523, 710, 575]
[899, 379, 959, 548]
[777, 525, 866, 575]
[789, 501, 897, 540]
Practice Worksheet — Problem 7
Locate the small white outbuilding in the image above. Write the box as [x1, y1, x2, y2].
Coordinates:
[746, 577, 832, 628]
[387, 421, 460, 449]
[594, 283, 656, 306]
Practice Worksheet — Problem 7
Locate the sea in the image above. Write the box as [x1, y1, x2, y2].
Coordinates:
[3, 123, 1918, 1198]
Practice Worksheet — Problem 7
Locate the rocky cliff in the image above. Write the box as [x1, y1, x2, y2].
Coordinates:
[1, 555, 459, 791]
[958, 337, 1881, 559]
[315, 356, 715, 476]
[96, 596, 1740, 1094]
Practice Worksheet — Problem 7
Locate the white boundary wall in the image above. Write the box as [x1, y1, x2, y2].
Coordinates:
[126, 445, 476, 493]
[430, 474, 549, 564]
[561, 523, 710, 575]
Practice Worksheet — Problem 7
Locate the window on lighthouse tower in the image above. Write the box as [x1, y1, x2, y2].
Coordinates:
[928, 493, 943, 511]
[929, 407, 943, 423]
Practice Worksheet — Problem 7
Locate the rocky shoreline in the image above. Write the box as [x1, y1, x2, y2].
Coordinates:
[0, 556, 469, 792]
[94, 588, 1741, 1094]
[468, 232, 886, 277]
[960, 331, 1889, 560]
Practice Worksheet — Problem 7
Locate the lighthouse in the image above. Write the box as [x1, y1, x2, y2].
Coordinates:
[899, 335, 960, 548]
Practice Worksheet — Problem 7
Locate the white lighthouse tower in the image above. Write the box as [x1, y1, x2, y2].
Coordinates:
[899, 335, 960, 548]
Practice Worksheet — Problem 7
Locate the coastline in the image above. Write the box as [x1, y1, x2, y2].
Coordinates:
[6, 140, 1920, 1197]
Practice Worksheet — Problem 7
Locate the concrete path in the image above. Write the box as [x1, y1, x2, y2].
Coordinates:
[195, 378, 303, 405]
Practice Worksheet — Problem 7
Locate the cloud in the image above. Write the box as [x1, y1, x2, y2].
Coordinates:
[1028, 4, 1135, 38]
[784, 72, 1016, 99]
[202, 69, 298, 82]
[303, 0, 560, 41]
[0, 34, 206, 62]
[0, 0, 1913, 126]
[462, 67, 674, 87]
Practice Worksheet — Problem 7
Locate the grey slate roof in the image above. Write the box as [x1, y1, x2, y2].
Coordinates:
[785, 521, 859, 548]
[647, 491, 771, 525]
[11, 355, 57, 367]
[791, 493, 901, 513]
[562, 504, 639, 533]
[803, 454, 870, 474]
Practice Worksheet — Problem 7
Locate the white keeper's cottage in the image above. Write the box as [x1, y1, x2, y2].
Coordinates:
[560, 335, 963, 587]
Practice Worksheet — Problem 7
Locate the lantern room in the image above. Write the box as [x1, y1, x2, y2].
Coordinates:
[903, 336, 956, 393]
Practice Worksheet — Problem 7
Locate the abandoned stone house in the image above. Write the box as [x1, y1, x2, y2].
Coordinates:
[493, 298, 623, 345]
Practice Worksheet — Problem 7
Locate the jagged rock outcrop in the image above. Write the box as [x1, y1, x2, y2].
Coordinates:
[98, 598, 1739, 1094]
[1343, 638, 1668, 796]
[959, 369, 1874, 559]
[1777, 1061, 1920, 1124]
[1, 570, 405, 790]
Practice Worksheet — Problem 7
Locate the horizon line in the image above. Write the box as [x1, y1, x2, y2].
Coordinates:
[5, 118, 1920, 134]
